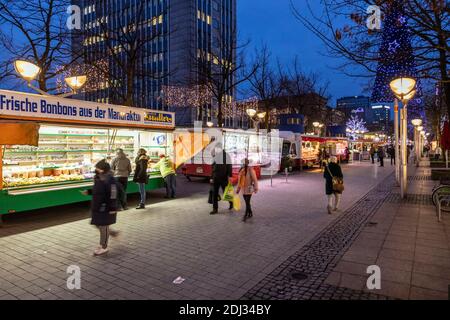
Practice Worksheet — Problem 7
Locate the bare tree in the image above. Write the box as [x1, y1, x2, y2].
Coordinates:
[290, 0, 450, 116]
[161, 84, 213, 122]
[0, 0, 73, 92]
[282, 56, 331, 130]
[247, 44, 286, 129]
[192, 27, 259, 128]
[79, 0, 170, 107]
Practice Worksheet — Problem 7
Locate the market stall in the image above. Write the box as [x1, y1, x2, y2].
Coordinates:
[0, 89, 175, 216]
[280, 133, 349, 169]
[181, 128, 283, 183]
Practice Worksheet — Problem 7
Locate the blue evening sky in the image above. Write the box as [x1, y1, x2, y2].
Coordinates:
[238, 0, 368, 106]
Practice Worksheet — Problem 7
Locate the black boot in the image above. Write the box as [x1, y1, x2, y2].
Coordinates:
[210, 210, 218, 215]
[136, 204, 145, 209]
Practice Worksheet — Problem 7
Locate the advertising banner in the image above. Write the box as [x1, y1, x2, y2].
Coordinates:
[0, 89, 175, 129]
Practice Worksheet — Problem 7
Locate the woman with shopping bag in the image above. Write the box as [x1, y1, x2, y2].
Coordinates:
[236, 158, 259, 222]
[323, 156, 344, 215]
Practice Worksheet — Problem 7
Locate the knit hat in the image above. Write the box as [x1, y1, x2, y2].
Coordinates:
[95, 159, 111, 172]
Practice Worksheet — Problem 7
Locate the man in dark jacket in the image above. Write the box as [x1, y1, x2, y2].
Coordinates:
[111, 148, 132, 210]
[210, 147, 233, 214]
[133, 149, 149, 209]
[84, 160, 120, 256]
[378, 146, 385, 167]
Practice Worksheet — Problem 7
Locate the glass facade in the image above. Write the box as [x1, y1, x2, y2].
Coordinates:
[74, 0, 237, 127]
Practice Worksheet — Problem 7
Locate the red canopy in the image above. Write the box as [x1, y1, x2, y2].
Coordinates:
[441, 121, 450, 150]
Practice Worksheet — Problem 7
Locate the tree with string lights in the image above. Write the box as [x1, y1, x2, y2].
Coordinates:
[346, 115, 368, 140]
[371, 0, 422, 115]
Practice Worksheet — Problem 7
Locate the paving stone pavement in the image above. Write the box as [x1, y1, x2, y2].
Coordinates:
[242, 165, 450, 300]
[0, 162, 394, 300]
[242, 172, 396, 300]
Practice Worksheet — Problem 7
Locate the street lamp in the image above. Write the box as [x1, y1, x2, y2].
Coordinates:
[246, 108, 257, 118]
[14, 59, 87, 97]
[14, 60, 41, 82]
[411, 119, 423, 166]
[65, 76, 87, 93]
[390, 76, 417, 199]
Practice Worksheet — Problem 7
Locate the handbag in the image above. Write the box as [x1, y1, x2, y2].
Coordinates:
[208, 186, 221, 204]
[326, 165, 344, 193]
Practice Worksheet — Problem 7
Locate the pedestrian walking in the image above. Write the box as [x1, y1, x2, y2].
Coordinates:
[435, 146, 442, 161]
[210, 145, 233, 215]
[388, 144, 395, 165]
[133, 148, 149, 209]
[369, 145, 376, 164]
[152, 154, 177, 198]
[378, 146, 385, 167]
[344, 147, 350, 163]
[407, 146, 411, 164]
[324, 156, 343, 214]
[83, 160, 120, 256]
[111, 148, 132, 210]
[236, 158, 259, 222]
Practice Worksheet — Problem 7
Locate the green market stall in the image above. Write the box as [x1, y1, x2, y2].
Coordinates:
[0, 89, 175, 218]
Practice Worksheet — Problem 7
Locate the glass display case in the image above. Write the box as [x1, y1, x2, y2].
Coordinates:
[2, 125, 173, 189]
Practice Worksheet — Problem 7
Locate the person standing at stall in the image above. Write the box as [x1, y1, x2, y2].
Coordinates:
[133, 148, 149, 209]
[387, 144, 395, 165]
[210, 145, 233, 215]
[83, 160, 120, 256]
[152, 154, 177, 199]
[369, 145, 376, 164]
[324, 156, 344, 215]
[378, 146, 385, 167]
[435, 145, 442, 161]
[111, 148, 132, 210]
[236, 159, 259, 222]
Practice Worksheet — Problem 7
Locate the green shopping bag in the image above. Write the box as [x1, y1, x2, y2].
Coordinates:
[222, 182, 234, 202]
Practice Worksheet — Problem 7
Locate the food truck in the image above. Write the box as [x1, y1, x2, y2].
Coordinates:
[280, 132, 349, 169]
[0, 89, 175, 217]
[181, 128, 283, 183]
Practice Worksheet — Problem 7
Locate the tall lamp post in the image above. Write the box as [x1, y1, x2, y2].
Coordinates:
[411, 119, 422, 166]
[312, 122, 324, 136]
[14, 60, 87, 97]
[246, 108, 266, 160]
[389, 77, 417, 199]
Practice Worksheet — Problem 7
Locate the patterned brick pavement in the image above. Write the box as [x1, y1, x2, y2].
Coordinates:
[0, 162, 394, 300]
[242, 173, 396, 300]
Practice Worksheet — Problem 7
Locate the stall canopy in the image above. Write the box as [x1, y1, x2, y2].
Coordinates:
[0, 121, 40, 146]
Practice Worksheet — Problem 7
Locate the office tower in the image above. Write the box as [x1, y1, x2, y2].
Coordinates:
[72, 0, 236, 126]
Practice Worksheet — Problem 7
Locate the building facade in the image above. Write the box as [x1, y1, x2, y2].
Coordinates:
[336, 96, 371, 123]
[72, 0, 236, 127]
[370, 103, 391, 132]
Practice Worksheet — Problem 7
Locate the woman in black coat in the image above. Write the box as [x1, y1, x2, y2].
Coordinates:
[133, 148, 149, 209]
[324, 156, 344, 214]
[85, 160, 120, 256]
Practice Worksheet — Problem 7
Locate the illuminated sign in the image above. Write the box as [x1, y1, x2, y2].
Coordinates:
[144, 111, 174, 125]
[0, 89, 175, 128]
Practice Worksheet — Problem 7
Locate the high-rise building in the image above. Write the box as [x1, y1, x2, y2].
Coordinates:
[336, 96, 371, 123]
[370, 103, 391, 132]
[72, 0, 236, 127]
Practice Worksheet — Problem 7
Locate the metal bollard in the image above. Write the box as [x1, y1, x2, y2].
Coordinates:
[285, 168, 288, 183]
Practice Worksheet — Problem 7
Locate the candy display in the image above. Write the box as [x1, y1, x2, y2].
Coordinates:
[2, 125, 173, 190]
